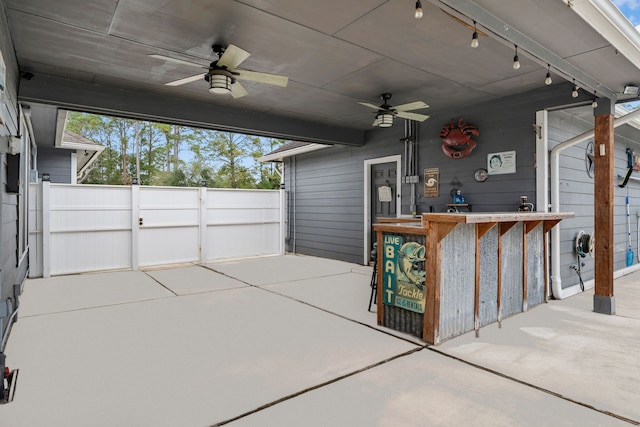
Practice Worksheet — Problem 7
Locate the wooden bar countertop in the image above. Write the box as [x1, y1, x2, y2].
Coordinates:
[420, 211, 574, 224]
[374, 212, 574, 233]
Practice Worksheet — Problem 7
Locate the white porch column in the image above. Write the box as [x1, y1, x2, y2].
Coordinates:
[131, 182, 140, 271]
[42, 177, 50, 278]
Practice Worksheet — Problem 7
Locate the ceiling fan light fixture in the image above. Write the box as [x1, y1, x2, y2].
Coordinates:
[208, 74, 232, 95]
[415, 0, 423, 19]
[377, 113, 394, 127]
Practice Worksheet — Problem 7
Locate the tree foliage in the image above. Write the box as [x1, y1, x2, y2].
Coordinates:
[66, 112, 285, 188]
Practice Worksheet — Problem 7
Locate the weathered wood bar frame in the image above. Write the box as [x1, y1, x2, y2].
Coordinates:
[374, 212, 573, 345]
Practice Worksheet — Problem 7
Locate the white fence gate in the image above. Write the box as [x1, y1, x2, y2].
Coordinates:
[28, 182, 284, 277]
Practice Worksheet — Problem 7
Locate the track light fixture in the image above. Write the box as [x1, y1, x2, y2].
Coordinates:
[571, 80, 579, 98]
[512, 45, 520, 70]
[415, 0, 423, 19]
[545, 64, 552, 85]
[471, 21, 479, 48]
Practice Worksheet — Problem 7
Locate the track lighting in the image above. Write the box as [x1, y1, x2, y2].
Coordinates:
[571, 80, 579, 98]
[545, 64, 552, 85]
[471, 21, 479, 48]
[415, 0, 423, 19]
[592, 92, 598, 108]
[512, 46, 520, 70]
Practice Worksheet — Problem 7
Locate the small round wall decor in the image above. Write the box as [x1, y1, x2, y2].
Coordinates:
[474, 168, 488, 182]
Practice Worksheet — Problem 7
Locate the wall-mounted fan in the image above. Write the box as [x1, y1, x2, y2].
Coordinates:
[149, 44, 289, 98]
[359, 93, 429, 127]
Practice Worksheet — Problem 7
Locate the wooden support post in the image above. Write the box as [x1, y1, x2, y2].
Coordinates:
[423, 221, 456, 345]
[593, 100, 616, 315]
[423, 221, 440, 344]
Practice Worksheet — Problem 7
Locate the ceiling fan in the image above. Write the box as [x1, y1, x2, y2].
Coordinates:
[359, 93, 430, 127]
[149, 44, 289, 98]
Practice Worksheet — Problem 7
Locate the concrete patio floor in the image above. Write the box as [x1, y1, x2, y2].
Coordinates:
[1, 254, 638, 426]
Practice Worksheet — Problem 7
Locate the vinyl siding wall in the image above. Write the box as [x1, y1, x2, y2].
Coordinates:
[548, 109, 640, 289]
[285, 139, 403, 264]
[0, 0, 25, 338]
[37, 146, 73, 183]
[285, 84, 576, 264]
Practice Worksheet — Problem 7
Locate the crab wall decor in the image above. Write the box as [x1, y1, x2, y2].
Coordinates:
[439, 117, 480, 159]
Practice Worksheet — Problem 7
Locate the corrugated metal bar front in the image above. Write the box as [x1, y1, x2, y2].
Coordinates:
[501, 223, 524, 319]
[439, 224, 475, 341]
[479, 226, 499, 326]
[527, 223, 545, 306]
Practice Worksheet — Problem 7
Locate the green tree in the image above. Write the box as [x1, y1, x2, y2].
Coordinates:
[203, 131, 261, 188]
[253, 138, 285, 189]
[66, 113, 133, 184]
[66, 112, 289, 189]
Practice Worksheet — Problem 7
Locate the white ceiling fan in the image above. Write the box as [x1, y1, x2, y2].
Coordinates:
[359, 93, 430, 127]
[149, 44, 289, 98]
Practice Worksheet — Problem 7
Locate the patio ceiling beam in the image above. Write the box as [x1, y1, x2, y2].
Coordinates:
[18, 73, 365, 147]
[432, 0, 616, 100]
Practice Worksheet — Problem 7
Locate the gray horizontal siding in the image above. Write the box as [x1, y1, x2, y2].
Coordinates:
[284, 85, 632, 273]
[548, 109, 640, 290]
[37, 147, 73, 184]
[1, 5, 23, 338]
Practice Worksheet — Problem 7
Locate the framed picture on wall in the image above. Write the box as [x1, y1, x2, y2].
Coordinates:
[487, 151, 516, 175]
[423, 167, 439, 197]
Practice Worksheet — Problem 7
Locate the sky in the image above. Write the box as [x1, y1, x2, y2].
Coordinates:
[613, 0, 640, 28]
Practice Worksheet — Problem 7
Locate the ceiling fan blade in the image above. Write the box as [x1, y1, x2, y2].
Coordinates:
[359, 102, 382, 110]
[395, 111, 430, 122]
[234, 69, 289, 87]
[372, 117, 382, 127]
[231, 81, 249, 98]
[148, 54, 205, 69]
[218, 44, 251, 69]
[393, 101, 429, 112]
[165, 73, 205, 86]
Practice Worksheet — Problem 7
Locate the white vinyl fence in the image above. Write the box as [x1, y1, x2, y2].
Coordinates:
[28, 182, 284, 277]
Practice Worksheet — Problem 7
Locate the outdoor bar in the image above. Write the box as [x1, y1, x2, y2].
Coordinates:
[374, 212, 573, 345]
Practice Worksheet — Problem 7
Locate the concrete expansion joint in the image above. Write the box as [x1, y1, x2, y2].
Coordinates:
[210, 346, 425, 427]
[143, 271, 179, 296]
[427, 347, 640, 426]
